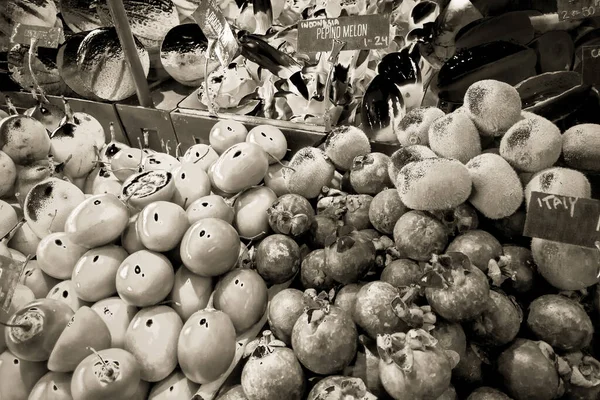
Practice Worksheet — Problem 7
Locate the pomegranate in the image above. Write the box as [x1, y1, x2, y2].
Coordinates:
[291, 290, 357, 374]
[255, 234, 301, 284]
[467, 387, 512, 399]
[333, 283, 363, 315]
[447, 230, 503, 272]
[393, 211, 448, 262]
[431, 319, 467, 360]
[562, 353, 600, 400]
[343, 194, 373, 230]
[241, 331, 305, 400]
[501, 246, 536, 294]
[377, 329, 459, 400]
[300, 249, 336, 291]
[368, 189, 408, 235]
[268, 289, 305, 345]
[323, 227, 376, 284]
[267, 194, 315, 237]
[466, 290, 522, 347]
[349, 153, 392, 195]
[527, 295, 593, 352]
[453, 342, 486, 387]
[307, 376, 377, 400]
[497, 339, 564, 400]
[429, 203, 479, 236]
[177, 308, 237, 384]
[353, 282, 406, 339]
[213, 268, 268, 333]
[309, 215, 341, 249]
[424, 252, 490, 322]
[381, 259, 424, 288]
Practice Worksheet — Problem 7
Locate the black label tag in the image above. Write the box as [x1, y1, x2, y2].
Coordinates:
[582, 46, 600, 86]
[557, 0, 600, 21]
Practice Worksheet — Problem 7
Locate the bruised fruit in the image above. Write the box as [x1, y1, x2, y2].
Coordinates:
[497, 339, 562, 400]
[267, 194, 315, 237]
[180, 218, 240, 276]
[121, 170, 176, 211]
[377, 329, 459, 400]
[349, 153, 392, 195]
[186, 194, 234, 225]
[91, 297, 137, 348]
[47, 306, 112, 372]
[241, 331, 305, 400]
[447, 230, 503, 272]
[125, 306, 182, 382]
[291, 291, 357, 374]
[466, 153, 523, 219]
[148, 369, 199, 399]
[396, 106, 445, 146]
[524, 167, 591, 207]
[324, 126, 371, 171]
[37, 232, 88, 280]
[283, 147, 335, 199]
[393, 211, 448, 261]
[466, 290, 522, 347]
[428, 112, 482, 163]
[246, 125, 288, 163]
[368, 189, 408, 235]
[177, 308, 237, 384]
[71, 348, 141, 400]
[532, 239, 599, 290]
[255, 234, 301, 284]
[396, 158, 472, 211]
[72, 245, 129, 302]
[499, 113, 562, 173]
[307, 375, 376, 400]
[233, 186, 277, 239]
[213, 268, 268, 333]
[353, 282, 407, 339]
[527, 294, 593, 352]
[28, 371, 73, 400]
[209, 120, 248, 155]
[24, 178, 86, 239]
[0, 114, 51, 165]
[182, 144, 219, 170]
[388, 145, 437, 184]
[5, 298, 74, 362]
[268, 289, 305, 345]
[300, 249, 336, 291]
[323, 230, 376, 284]
[169, 266, 213, 322]
[463, 80, 522, 137]
[424, 252, 490, 322]
[116, 250, 175, 307]
[211, 142, 269, 194]
[562, 124, 600, 172]
[0, 350, 48, 400]
[137, 201, 188, 252]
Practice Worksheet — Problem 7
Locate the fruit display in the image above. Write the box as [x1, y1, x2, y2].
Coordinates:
[0, 69, 599, 400]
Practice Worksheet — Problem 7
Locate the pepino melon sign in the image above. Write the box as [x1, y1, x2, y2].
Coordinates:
[524, 191, 600, 248]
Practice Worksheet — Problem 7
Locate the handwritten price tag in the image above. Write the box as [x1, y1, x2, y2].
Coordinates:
[192, 0, 239, 66]
[297, 14, 391, 53]
[11, 24, 63, 48]
[524, 191, 600, 248]
[557, 0, 600, 21]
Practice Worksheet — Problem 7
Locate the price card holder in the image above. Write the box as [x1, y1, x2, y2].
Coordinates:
[0, 255, 26, 313]
[557, 0, 600, 21]
[297, 14, 391, 54]
[582, 46, 600, 86]
[523, 191, 600, 248]
[116, 104, 179, 153]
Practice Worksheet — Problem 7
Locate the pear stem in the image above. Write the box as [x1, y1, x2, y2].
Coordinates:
[5, 97, 18, 116]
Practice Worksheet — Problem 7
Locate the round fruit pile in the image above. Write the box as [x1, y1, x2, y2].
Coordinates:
[1, 77, 600, 400]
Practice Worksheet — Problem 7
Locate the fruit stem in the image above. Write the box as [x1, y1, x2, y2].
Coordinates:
[0, 321, 32, 330]
[1, 219, 25, 243]
[193, 146, 211, 165]
[61, 97, 75, 124]
[175, 142, 182, 160]
[87, 346, 110, 372]
[271, 157, 295, 172]
[165, 140, 171, 156]
[109, 122, 116, 143]
[4, 96, 18, 116]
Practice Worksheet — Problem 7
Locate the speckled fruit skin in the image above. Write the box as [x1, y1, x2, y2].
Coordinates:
[369, 189, 408, 235]
[393, 211, 448, 261]
[497, 339, 561, 400]
[428, 112, 482, 164]
[291, 305, 358, 375]
[466, 290, 521, 347]
[396, 107, 445, 146]
[255, 234, 301, 284]
[267, 289, 305, 346]
[300, 249, 336, 292]
[323, 232, 376, 284]
[466, 387, 512, 400]
[532, 238, 599, 291]
[562, 124, 600, 171]
[349, 153, 392, 195]
[324, 125, 371, 171]
[381, 259, 424, 289]
[527, 295, 593, 352]
[353, 282, 407, 339]
[447, 230, 503, 272]
[242, 347, 305, 400]
[431, 320, 467, 361]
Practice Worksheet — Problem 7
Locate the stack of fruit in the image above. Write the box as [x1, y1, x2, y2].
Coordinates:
[0, 77, 599, 400]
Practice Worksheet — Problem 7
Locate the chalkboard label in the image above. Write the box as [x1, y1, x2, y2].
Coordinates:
[524, 191, 600, 248]
[11, 24, 63, 48]
[557, 0, 600, 21]
[297, 15, 391, 53]
[582, 46, 600, 86]
[0, 255, 25, 313]
[192, 0, 239, 66]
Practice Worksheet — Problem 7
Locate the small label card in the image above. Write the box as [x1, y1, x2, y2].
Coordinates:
[297, 14, 391, 53]
[582, 45, 600, 86]
[524, 191, 600, 248]
[557, 0, 600, 21]
[192, 0, 240, 66]
[11, 24, 63, 48]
